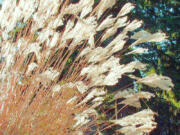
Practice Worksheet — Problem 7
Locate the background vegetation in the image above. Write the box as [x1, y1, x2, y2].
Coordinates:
[116, 0, 180, 134]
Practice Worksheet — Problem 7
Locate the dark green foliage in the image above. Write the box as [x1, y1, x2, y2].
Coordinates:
[115, 0, 180, 134]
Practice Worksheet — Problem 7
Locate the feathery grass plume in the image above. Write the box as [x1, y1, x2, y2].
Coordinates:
[0, 0, 172, 134]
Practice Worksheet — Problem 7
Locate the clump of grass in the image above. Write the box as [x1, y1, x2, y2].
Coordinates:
[0, 0, 173, 135]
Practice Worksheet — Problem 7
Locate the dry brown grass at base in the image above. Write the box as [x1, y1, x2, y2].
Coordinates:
[0, 83, 87, 135]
